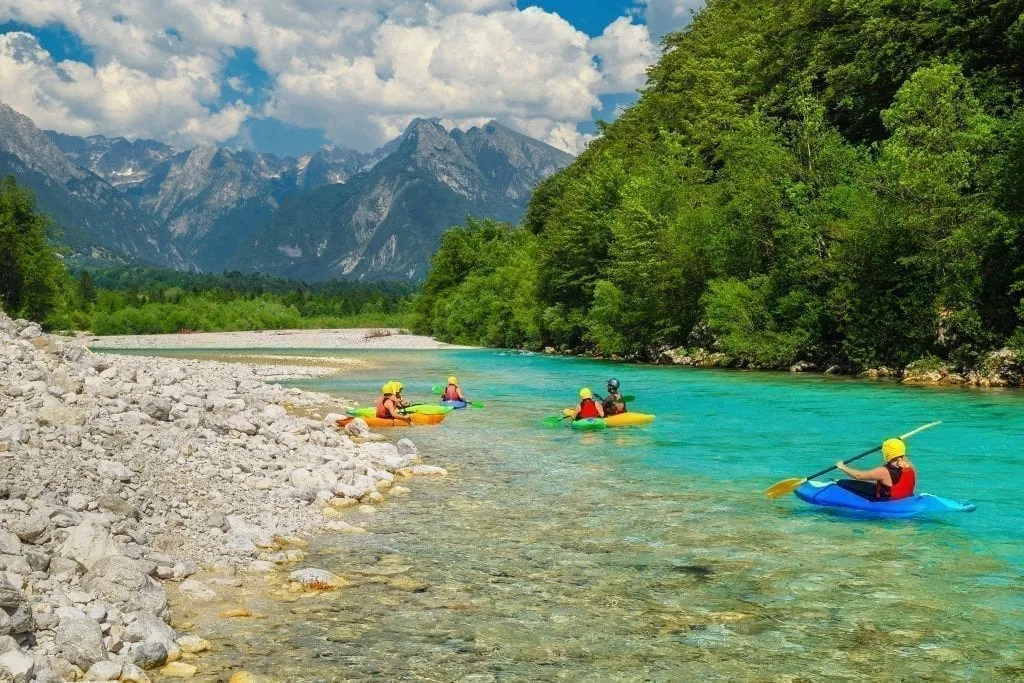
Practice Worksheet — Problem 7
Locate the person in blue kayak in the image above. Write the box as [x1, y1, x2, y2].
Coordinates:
[574, 388, 604, 420]
[835, 438, 917, 501]
[601, 378, 627, 415]
[376, 382, 401, 419]
[442, 376, 466, 402]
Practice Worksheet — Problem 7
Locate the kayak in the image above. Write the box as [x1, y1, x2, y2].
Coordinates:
[337, 412, 446, 428]
[561, 409, 655, 430]
[347, 405, 452, 417]
[440, 399, 468, 409]
[793, 481, 976, 519]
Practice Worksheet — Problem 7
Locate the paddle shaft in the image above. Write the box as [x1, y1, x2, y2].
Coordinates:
[803, 421, 942, 482]
[804, 445, 882, 482]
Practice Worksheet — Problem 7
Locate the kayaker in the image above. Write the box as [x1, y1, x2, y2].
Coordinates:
[376, 382, 401, 419]
[391, 381, 411, 411]
[574, 388, 604, 420]
[601, 378, 627, 415]
[835, 438, 916, 501]
[442, 376, 466, 402]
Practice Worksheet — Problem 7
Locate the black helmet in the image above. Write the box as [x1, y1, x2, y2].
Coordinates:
[607, 378, 620, 390]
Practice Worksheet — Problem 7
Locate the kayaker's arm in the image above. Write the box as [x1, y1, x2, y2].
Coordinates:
[836, 462, 893, 486]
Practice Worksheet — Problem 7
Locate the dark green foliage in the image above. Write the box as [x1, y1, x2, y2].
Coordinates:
[417, 0, 1024, 371]
[70, 267, 414, 334]
[0, 176, 67, 322]
[413, 218, 542, 348]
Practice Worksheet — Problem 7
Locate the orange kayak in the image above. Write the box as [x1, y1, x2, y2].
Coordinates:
[336, 412, 446, 428]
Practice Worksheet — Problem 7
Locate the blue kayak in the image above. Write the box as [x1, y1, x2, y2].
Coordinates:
[794, 481, 976, 519]
[440, 399, 467, 409]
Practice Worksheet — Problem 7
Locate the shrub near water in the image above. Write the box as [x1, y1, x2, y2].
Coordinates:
[89, 296, 411, 335]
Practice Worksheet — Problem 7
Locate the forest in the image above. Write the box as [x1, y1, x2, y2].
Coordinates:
[414, 0, 1024, 372]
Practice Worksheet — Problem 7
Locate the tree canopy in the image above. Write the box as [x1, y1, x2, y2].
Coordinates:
[415, 0, 1024, 371]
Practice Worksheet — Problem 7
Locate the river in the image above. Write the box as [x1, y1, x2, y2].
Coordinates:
[128, 347, 1024, 680]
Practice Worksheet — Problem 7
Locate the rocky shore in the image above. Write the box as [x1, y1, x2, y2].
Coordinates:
[0, 312, 445, 681]
[651, 347, 1024, 387]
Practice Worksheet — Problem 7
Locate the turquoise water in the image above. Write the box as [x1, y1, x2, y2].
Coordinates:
[128, 348, 1024, 679]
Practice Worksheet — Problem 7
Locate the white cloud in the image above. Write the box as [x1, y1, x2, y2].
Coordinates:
[0, 32, 250, 146]
[0, 1, 666, 153]
[640, 0, 706, 40]
[589, 17, 657, 92]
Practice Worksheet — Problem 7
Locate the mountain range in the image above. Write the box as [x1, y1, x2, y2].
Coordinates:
[0, 102, 572, 280]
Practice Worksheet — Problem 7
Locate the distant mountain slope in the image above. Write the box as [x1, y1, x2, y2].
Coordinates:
[0, 103, 186, 268]
[231, 119, 573, 280]
[48, 132, 370, 271]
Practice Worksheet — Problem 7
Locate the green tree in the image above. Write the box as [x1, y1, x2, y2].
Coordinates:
[0, 176, 67, 322]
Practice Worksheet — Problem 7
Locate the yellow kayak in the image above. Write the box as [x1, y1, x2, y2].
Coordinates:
[561, 409, 655, 429]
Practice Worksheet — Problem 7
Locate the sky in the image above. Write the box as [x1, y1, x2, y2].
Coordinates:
[0, 0, 705, 157]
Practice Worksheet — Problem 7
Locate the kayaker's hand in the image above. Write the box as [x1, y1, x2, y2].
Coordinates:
[835, 461, 846, 472]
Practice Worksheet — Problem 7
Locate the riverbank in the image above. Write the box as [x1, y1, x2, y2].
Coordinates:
[0, 313, 449, 681]
[534, 344, 1024, 388]
[88, 328, 472, 351]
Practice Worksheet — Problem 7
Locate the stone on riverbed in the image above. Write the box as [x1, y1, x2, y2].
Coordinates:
[178, 579, 217, 602]
[84, 660, 123, 681]
[131, 641, 169, 670]
[289, 568, 348, 589]
[160, 662, 198, 678]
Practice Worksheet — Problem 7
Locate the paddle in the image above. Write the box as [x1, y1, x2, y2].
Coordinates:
[764, 421, 942, 500]
[431, 385, 484, 409]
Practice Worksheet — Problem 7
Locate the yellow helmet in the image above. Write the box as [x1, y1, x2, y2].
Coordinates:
[392, 381, 403, 393]
[580, 388, 593, 400]
[448, 376, 458, 385]
[882, 438, 906, 462]
[382, 382, 394, 395]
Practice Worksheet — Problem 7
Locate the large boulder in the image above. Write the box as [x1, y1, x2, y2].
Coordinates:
[55, 618, 106, 670]
[139, 395, 172, 421]
[37, 405, 86, 427]
[0, 576, 23, 611]
[59, 522, 124, 570]
[97, 460, 134, 482]
[10, 514, 50, 544]
[98, 494, 140, 520]
[123, 612, 176, 650]
[82, 557, 169, 620]
[0, 532, 21, 556]
[0, 649, 34, 683]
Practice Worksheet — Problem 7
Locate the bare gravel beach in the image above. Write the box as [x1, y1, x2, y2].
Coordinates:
[87, 328, 471, 351]
[0, 315, 453, 681]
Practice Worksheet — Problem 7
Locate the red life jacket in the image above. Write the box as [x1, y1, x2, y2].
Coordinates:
[376, 396, 394, 419]
[578, 399, 600, 419]
[876, 463, 916, 500]
[442, 384, 460, 401]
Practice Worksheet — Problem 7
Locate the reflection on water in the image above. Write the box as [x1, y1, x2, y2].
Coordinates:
[124, 348, 1023, 680]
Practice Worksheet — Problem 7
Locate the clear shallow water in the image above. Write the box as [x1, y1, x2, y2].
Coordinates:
[133, 348, 1024, 680]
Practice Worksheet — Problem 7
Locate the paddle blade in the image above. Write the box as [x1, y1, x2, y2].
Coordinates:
[541, 415, 565, 427]
[764, 477, 806, 500]
[431, 385, 443, 395]
[470, 401, 485, 409]
[621, 395, 635, 403]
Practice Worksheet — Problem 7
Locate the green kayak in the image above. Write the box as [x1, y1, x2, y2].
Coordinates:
[347, 404, 453, 418]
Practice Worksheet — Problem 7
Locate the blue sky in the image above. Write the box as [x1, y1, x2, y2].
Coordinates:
[0, 1, 702, 156]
